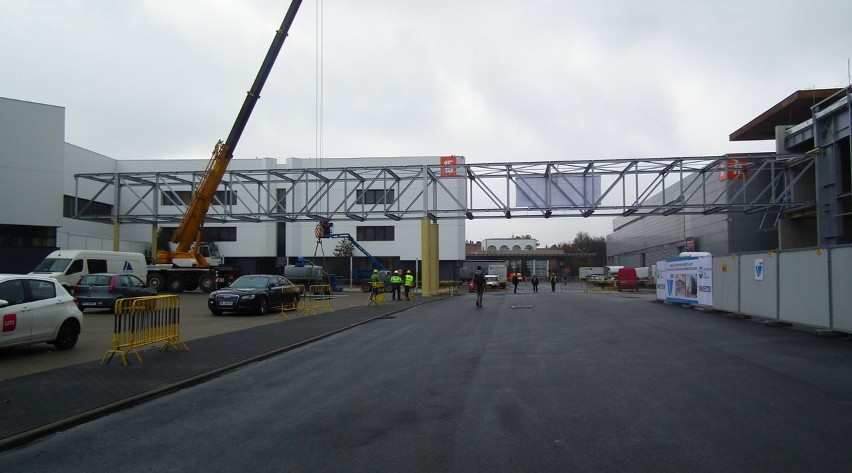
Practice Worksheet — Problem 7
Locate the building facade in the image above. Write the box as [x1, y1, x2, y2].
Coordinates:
[607, 87, 852, 265]
[0, 97, 466, 278]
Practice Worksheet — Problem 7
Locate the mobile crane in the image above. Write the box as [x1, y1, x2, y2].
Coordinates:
[148, 0, 304, 293]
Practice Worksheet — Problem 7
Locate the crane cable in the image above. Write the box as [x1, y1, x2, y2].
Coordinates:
[315, 0, 324, 182]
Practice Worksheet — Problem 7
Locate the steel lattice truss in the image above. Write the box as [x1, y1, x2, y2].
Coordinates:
[72, 153, 815, 225]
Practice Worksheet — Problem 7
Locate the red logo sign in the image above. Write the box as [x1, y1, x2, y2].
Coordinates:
[440, 156, 457, 177]
[719, 158, 748, 181]
[2, 314, 17, 332]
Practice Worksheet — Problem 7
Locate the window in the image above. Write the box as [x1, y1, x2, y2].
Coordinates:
[357, 226, 394, 241]
[275, 188, 287, 213]
[0, 225, 56, 248]
[0, 280, 25, 305]
[356, 189, 395, 205]
[161, 190, 237, 206]
[27, 279, 56, 301]
[86, 259, 108, 273]
[160, 226, 237, 242]
[64, 195, 113, 218]
[67, 259, 84, 275]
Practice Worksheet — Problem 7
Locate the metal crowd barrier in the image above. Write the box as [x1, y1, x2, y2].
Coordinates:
[368, 281, 386, 305]
[276, 286, 302, 319]
[299, 284, 333, 315]
[101, 295, 188, 366]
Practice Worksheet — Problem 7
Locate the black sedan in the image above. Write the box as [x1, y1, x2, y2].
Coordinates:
[72, 273, 157, 312]
[207, 274, 302, 316]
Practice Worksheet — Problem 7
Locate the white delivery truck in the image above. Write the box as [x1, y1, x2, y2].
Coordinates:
[29, 250, 148, 290]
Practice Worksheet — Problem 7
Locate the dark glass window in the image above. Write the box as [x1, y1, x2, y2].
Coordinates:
[0, 225, 56, 248]
[63, 195, 112, 218]
[356, 226, 394, 241]
[160, 226, 237, 242]
[356, 189, 395, 205]
[161, 190, 237, 206]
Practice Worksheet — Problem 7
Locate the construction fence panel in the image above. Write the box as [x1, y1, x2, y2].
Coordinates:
[778, 248, 830, 328]
[712, 255, 740, 314]
[830, 245, 852, 332]
[737, 251, 778, 321]
[101, 295, 187, 366]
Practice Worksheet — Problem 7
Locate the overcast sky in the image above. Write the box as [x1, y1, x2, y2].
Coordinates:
[3, 0, 851, 247]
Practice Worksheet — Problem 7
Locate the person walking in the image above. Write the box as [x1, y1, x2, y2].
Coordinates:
[512, 273, 520, 293]
[403, 269, 414, 301]
[531, 274, 539, 293]
[550, 272, 558, 292]
[390, 270, 402, 300]
[472, 265, 486, 307]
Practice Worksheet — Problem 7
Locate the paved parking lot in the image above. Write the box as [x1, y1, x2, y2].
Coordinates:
[0, 288, 379, 381]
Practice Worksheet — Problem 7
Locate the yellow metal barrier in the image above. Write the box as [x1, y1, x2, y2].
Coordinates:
[368, 282, 386, 306]
[299, 284, 333, 315]
[101, 295, 188, 366]
[276, 286, 303, 319]
[438, 280, 461, 296]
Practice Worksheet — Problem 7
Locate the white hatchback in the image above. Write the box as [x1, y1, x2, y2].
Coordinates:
[0, 274, 84, 350]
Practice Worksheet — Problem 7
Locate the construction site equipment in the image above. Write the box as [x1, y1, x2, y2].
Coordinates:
[151, 0, 304, 293]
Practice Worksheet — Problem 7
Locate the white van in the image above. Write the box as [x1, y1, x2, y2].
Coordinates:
[29, 250, 148, 289]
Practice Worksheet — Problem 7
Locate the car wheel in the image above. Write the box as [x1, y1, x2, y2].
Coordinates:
[198, 274, 216, 293]
[147, 273, 165, 292]
[361, 281, 372, 292]
[166, 275, 185, 293]
[53, 319, 80, 350]
[256, 297, 269, 315]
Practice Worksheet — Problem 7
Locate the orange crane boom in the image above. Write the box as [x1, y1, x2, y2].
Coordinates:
[158, 0, 303, 267]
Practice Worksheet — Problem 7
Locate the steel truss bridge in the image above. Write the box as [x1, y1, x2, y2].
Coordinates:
[72, 152, 815, 226]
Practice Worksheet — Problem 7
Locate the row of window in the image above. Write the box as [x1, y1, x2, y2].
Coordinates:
[65, 189, 397, 215]
[157, 226, 395, 242]
[0, 225, 56, 248]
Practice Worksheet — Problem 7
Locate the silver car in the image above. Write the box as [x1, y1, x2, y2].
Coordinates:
[0, 274, 84, 350]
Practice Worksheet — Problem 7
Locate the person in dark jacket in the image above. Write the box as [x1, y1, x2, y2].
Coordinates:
[472, 266, 486, 307]
[550, 272, 558, 292]
[512, 273, 520, 293]
[531, 274, 539, 293]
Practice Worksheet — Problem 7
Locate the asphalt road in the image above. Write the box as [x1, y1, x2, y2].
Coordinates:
[3, 285, 852, 472]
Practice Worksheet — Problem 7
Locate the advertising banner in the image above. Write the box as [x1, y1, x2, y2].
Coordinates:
[656, 255, 713, 306]
[515, 174, 601, 209]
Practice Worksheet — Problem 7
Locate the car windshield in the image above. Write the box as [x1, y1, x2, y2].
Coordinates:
[31, 258, 71, 272]
[230, 276, 272, 289]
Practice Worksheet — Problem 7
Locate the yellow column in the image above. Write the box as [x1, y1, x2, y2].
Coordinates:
[113, 222, 120, 251]
[430, 220, 439, 296]
[151, 225, 159, 262]
[421, 217, 432, 297]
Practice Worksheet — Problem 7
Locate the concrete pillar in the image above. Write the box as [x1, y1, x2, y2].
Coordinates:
[421, 217, 432, 296]
[430, 220, 439, 295]
[113, 222, 120, 252]
[151, 225, 158, 261]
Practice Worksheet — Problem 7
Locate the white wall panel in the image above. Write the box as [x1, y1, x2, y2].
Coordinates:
[830, 246, 852, 332]
[779, 249, 830, 327]
[738, 252, 778, 320]
[713, 256, 739, 313]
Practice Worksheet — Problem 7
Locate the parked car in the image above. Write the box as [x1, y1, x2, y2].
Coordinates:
[0, 274, 83, 350]
[72, 273, 156, 312]
[484, 275, 500, 289]
[208, 274, 302, 316]
[615, 267, 639, 291]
